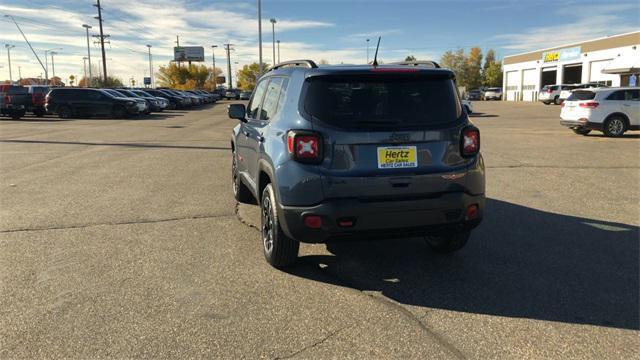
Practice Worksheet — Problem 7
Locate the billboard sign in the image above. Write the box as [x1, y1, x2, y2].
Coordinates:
[542, 46, 581, 63]
[174, 46, 205, 62]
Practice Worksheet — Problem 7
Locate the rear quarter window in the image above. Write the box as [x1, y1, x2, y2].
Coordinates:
[303, 73, 462, 130]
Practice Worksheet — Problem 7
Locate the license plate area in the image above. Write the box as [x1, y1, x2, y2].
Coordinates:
[377, 146, 417, 169]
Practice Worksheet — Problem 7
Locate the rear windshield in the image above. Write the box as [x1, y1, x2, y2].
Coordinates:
[303, 74, 461, 130]
[567, 91, 595, 101]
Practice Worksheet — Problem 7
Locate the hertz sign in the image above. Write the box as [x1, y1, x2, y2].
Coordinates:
[542, 46, 581, 63]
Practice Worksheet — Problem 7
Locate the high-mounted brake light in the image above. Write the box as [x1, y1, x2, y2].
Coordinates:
[287, 130, 323, 164]
[461, 126, 480, 157]
[579, 101, 599, 109]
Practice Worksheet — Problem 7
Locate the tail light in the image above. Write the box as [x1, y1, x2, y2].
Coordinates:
[579, 101, 599, 109]
[287, 130, 323, 164]
[461, 126, 480, 157]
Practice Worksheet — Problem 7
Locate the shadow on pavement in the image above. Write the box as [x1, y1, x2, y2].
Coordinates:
[469, 112, 498, 118]
[287, 198, 639, 330]
[0, 139, 230, 151]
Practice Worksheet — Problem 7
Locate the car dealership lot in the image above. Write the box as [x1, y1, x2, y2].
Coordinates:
[0, 102, 638, 358]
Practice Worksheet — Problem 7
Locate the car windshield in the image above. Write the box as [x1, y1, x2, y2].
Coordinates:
[102, 89, 122, 98]
[304, 73, 461, 130]
[134, 90, 153, 97]
[567, 90, 595, 101]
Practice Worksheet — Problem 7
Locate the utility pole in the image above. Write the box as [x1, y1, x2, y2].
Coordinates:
[211, 45, 218, 89]
[82, 24, 92, 87]
[276, 40, 280, 63]
[270, 18, 277, 67]
[83, 57, 88, 86]
[175, 36, 180, 69]
[5, 44, 15, 81]
[224, 43, 233, 89]
[257, 0, 263, 74]
[18, 66, 21, 80]
[93, 0, 109, 82]
[146, 44, 153, 88]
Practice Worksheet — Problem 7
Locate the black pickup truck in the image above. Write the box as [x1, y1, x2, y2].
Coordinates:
[0, 85, 30, 119]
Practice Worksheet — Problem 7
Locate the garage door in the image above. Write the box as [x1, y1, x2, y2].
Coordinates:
[506, 71, 519, 101]
[589, 59, 617, 86]
[522, 68, 537, 101]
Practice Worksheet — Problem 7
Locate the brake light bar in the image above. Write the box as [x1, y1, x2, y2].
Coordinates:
[287, 130, 323, 164]
[579, 101, 599, 109]
[461, 126, 480, 157]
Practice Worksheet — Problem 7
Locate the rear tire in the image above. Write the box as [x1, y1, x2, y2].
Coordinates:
[572, 128, 591, 136]
[34, 109, 45, 117]
[554, 96, 561, 105]
[425, 231, 470, 253]
[10, 110, 22, 120]
[232, 151, 254, 204]
[261, 184, 299, 268]
[603, 116, 627, 137]
[58, 105, 72, 119]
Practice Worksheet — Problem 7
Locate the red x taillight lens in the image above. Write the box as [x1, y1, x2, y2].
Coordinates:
[461, 126, 480, 157]
[287, 130, 323, 164]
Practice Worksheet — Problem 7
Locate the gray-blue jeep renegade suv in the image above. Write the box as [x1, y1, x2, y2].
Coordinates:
[228, 60, 485, 268]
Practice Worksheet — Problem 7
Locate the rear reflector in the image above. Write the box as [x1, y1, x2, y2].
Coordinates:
[303, 215, 322, 229]
[466, 204, 479, 220]
[338, 218, 355, 228]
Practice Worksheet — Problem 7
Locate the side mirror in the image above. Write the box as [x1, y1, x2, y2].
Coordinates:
[228, 103, 246, 121]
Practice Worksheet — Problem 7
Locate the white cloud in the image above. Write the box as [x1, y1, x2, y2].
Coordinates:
[491, 3, 639, 53]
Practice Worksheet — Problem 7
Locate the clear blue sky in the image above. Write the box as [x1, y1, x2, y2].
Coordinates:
[1, 0, 638, 83]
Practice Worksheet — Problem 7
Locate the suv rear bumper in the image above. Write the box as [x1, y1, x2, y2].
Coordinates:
[560, 120, 603, 131]
[277, 192, 485, 243]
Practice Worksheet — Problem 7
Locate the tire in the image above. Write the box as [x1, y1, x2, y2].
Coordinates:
[554, 96, 561, 105]
[261, 183, 299, 268]
[10, 110, 22, 120]
[112, 105, 126, 118]
[58, 105, 72, 119]
[603, 116, 627, 137]
[572, 128, 591, 135]
[34, 109, 45, 117]
[232, 151, 254, 204]
[424, 231, 470, 254]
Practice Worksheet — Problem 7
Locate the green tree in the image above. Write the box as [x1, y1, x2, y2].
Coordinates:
[440, 49, 466, 85]
[482, 49, 503, 87]
[236, 62, 263, 91]
[404, 55, 416, 61]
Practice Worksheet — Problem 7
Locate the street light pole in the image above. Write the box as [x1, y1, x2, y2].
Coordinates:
[366, 38, 370, 64]
[270, 18, 277, 67]
[82, 24, 93, 87]
[224, 43, 234, 89]
[211, 45, 218, 90]
[83, 57, 88, 86]
[276, 40, 280, 63]
[257, 0, 263, 74]
[5, 44, 15, 81]
[50, 51, 57, 80]
[146, 44, 153, 88]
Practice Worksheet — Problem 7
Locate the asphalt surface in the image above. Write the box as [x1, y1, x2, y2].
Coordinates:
[1, 101, 638, 359]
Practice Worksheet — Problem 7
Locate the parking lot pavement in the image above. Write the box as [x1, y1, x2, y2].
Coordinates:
[1, 102, 638, 358]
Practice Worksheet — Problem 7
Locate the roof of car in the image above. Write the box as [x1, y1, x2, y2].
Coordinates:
[266, 63, 454, 78]
[578, 86, 638, 92]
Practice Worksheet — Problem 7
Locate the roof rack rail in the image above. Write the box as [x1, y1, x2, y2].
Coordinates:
[270, 59, 318, 71]
[389, 60, 441, 68]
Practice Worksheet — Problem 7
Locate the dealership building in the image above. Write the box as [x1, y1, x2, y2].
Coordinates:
[502, 31, 640, 101]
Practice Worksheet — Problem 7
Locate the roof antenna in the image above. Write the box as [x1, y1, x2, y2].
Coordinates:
[372, 36, 381, 67]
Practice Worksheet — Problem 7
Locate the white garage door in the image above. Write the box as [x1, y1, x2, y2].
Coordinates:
[522, 68, 537, 101]
[589, 59, 617, 86]
[506, 71, 519, 101]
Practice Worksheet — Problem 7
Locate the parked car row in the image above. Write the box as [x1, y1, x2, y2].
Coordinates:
[540, 82, 608, 105]
[464, 88, 503, 101]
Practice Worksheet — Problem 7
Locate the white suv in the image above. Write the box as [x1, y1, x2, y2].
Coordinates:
[558, 83, 603, 104]
[560, 87, 639, 136]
